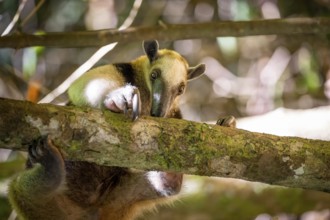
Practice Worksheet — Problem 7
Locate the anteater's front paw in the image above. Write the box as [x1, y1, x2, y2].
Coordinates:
[27, 136, 64, 170]
[104, 85, 137, 113]
[104, 85, 141, 120]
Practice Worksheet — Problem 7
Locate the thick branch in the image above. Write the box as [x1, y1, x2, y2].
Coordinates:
[1, 18, 330, 48]
[0, 98, 329, 192]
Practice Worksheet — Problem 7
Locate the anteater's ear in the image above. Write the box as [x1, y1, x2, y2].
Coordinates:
[143, 40, 159, 63]
[187, 64, 206, 81]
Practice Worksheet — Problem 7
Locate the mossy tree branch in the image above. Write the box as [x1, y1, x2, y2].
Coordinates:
[0, 98, 329, 193]
[1, 18, 330, 48]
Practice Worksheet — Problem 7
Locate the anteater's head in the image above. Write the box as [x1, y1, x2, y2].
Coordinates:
[143, 40, 205, 118]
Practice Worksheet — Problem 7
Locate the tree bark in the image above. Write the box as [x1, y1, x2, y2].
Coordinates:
[0, 18, 330, 48]
[0, 98, 329, 193]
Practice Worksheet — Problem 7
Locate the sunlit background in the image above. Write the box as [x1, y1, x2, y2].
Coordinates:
[0, 0, 330, 219]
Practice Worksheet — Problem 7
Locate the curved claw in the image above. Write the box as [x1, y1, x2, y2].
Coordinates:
[123, 98, 128, 116]
[131, 88, 141, 121]
[216, 115, 236, 128]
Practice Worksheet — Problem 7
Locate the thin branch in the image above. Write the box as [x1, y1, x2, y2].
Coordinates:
[0, 17, 330, 48]
[1, 98, 329, 193]
[20, 0, 45, 27]
[38, 0, 143, 104]
[1, 0, 28, 36]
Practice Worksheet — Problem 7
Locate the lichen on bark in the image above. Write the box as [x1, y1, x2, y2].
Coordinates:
[0, 98, 329, 192]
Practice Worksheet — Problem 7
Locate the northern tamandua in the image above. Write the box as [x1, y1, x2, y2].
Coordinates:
[68, 40, 205, 118]
[8, 40, 206, 220]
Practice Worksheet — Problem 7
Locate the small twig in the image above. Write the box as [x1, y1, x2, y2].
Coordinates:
[21, 0, 45, 27]
[1, 0, 28, 36]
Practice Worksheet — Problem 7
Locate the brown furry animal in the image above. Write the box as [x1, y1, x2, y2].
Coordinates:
[9, 40, 206, 220]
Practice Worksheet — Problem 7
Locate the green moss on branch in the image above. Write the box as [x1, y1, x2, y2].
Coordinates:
[0, 98, 329, 192]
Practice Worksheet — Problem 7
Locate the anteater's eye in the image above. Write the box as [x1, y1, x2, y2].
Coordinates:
[150, 69, 161, 81]
[178, 84, 185, 95]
